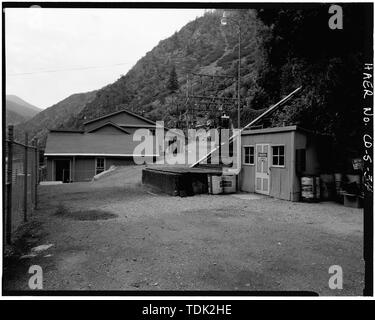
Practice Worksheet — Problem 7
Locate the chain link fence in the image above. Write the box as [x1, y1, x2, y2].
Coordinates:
[4, 125, 39, 244]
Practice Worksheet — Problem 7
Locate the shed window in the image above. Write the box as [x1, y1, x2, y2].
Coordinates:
[272, 146, 285, 166]
[243, 146, 255, 165]
[96, 158, 105, 174]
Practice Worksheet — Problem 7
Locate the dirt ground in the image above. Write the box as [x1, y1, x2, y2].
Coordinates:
[3, 166, 364, 295]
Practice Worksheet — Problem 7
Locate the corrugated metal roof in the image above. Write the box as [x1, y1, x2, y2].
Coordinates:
[45, 132, 158, 156]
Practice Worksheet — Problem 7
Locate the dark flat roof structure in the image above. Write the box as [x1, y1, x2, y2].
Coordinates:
[241, 125, 315, 136]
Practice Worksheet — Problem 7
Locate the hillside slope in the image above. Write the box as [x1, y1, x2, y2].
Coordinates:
[63, 10, 265, 129]
[6, 109, 28, 126]
[5, 96, 41, 125]
[6, 95, 41, 112]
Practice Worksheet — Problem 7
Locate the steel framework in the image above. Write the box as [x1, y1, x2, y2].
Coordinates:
[175, 73, 237, 131]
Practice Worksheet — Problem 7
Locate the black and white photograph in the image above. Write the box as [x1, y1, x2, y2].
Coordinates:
[1, 1, 373, 301]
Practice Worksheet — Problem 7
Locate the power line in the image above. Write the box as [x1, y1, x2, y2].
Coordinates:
[7, 61, 133, 77]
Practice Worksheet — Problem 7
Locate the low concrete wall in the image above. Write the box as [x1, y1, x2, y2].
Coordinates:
[142, 168, 209, 197]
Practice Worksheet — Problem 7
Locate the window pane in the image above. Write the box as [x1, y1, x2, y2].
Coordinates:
[250, 147, 254, 157]
[245, 155, 250, 164]
[97, 158, 104, 168]
[280, 146, 284, 156]
[273, 156, 278, 165]
[244, 147, 249, 163]
[272, 146, 278, 156]
[249, 155, 254, 164]
[279, 156, 285, 166]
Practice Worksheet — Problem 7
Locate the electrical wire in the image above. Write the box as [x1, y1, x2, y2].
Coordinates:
[7, 61, 133, 77]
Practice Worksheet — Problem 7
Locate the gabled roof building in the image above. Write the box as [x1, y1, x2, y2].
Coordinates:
[44, 109, 159, 182]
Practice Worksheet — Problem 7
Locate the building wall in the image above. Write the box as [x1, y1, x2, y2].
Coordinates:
[74, 157, 95, 181]
[74, 157, 138, 181]
[84, 112, 152, 132]
[90, 125, 129, 135]
[46, 156, 139, 182]
[46, 158, 53, 180]
[240, 131, 294, 201]
[292, 132, 321, 200]
[119, 127, 141, 135]
[105, 157, 135, 168]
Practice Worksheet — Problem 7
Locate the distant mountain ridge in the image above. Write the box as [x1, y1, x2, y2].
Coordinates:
[6, 95, 41, 112]
[5, 95, 41, 125]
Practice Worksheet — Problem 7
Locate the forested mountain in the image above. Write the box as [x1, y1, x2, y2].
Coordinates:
[6, 108, 28, 126]
[63, 9, 266, 129]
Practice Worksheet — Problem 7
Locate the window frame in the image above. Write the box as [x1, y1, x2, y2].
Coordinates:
[243, 145, 255, 166]
[271, 145, 286, 168]
[95, 157, 106, 175]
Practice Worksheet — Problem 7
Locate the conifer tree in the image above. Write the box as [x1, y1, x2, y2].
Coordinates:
[167, 65, 179, 93]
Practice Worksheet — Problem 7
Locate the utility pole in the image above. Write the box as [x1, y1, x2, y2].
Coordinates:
[221, 11, 242, 129]
[237, 24, 241, 129]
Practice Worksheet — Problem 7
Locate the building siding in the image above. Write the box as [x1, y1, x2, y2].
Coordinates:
[45, 156, 138, 182]
[84, 112, 153, 132]
[46, 158, 53, 181]
[90, 125, 129, 135]
[74, 157, 95, 181]
[240, 131, 293, 201]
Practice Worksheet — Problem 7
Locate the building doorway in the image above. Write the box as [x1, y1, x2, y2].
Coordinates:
[255, 144, 270, 195]
[54, 159, 71, 182]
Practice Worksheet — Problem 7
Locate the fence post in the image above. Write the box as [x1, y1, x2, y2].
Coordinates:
[34, 139, 39, 209]
[6, 125, 14, 244]
[23, 133, 28, 222]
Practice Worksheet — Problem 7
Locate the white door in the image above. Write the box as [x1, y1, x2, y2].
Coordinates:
[255, 144, 270, 195]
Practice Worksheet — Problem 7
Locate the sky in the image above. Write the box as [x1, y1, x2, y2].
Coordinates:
[5, 8, 206, 109]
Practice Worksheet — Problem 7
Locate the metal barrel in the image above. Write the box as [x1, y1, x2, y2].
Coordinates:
[301, 175, 320, 202]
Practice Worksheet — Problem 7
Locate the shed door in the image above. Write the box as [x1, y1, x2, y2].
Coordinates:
[255, 144, 270, 195]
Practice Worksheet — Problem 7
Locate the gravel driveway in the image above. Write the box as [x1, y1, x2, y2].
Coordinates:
[3, 166, 364, 296]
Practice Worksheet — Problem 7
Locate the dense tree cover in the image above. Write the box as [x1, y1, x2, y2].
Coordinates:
[255, 4, 371, 169]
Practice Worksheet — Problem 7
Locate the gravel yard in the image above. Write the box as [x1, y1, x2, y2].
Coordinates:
[3, 166, 364, 295]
